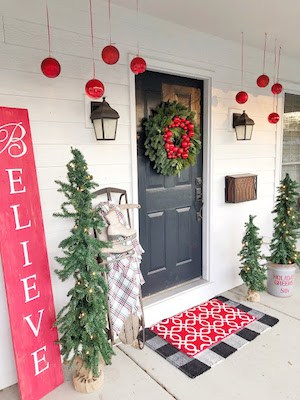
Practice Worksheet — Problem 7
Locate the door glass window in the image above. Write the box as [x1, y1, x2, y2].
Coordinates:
[283, 94, 300, 189]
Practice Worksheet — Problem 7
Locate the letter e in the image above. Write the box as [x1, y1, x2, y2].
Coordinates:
[31, 346, 49, 376]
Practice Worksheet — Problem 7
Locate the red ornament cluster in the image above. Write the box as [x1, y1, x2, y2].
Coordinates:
[163, 116, 195, 159]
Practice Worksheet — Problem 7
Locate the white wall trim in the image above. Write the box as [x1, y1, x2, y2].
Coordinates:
[128, 54, 214, 319]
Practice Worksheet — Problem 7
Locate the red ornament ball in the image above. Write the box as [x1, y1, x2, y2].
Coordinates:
[256, 74, 270, 88]
[85, 79, 105, 99]
[235, 91, 248, 104]
[41, 57, 61, 78]
[268, 112, 280, 124]
[130, 56, 147, 75]
[271, 83, 283, 95]
[101, 45, 120, 65]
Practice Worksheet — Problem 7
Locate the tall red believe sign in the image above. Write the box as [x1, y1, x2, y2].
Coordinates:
[0, 107, 63, 400]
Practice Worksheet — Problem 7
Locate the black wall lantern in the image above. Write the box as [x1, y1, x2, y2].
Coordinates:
[90, 97, 120, 140]
[232, 111, 255, 141]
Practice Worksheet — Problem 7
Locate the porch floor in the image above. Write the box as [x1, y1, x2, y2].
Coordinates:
[1, 270, 300, 400]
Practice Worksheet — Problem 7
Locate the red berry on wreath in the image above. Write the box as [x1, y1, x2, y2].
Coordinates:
[178, 148, 183, 154]
[167, 131, 172, 137]
[180, 123, 185, 128]
[169, 144, 175, 150]
[182, 141, 188, 148]
[188, 123, 194, 130]
[165, 144, 170, 150]
[183, 126, 188, 130]
[182, 134, 187, 140]
[173, 146, 178, 152]
[188, 132, 194, 137]
[182, 153, 189, 159]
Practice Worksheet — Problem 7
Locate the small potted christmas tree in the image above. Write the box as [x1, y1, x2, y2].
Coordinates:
[238, 215, 266, 302]
[54, 148, 113, 393]
[267, 173, 300, 297]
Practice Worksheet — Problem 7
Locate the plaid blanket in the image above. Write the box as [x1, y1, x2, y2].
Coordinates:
[97, 202, 144, 335]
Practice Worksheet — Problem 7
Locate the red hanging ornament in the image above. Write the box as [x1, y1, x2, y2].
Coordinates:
[85, 79, 105, 99]
[41, 57, 61, 78]
[41, 3, 61, 78]
[235, 33, 248, 104]
[271, 83, 283, 95]
[256, 33, 269, 88]
[257, 74, 269, 88]
[130, 56, 147, 75]
[101, 45, 120, 65]
[236, 91, 248, 104]
[268, 112, 280, 124]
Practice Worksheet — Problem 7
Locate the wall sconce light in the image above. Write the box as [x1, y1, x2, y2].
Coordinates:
[90, 97, 120, 140]
[232, 110, 255, 141]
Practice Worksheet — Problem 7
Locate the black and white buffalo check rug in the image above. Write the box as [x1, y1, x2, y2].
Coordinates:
[142, 296, 279, 378]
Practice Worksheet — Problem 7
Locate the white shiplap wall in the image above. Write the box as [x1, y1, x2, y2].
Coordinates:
[1, 0, 300, 389]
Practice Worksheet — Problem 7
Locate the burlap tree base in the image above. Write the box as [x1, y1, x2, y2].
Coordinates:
[73, 356, 105, 394]
[246, 289, 260, 302]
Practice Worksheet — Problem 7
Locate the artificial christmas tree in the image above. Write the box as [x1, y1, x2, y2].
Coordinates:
[267, 173, 300, 297]
[238, 215, 266, 302]
[54, 148, 113, 392]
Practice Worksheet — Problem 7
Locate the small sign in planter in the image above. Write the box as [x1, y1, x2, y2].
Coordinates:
[267, 262, 296, 297]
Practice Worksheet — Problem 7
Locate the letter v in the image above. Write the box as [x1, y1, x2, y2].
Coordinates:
[23, 309, 44, 337]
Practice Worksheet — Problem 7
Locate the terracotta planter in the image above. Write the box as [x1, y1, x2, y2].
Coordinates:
[72, 356, 104, 393]
[267, 262, 296, 297]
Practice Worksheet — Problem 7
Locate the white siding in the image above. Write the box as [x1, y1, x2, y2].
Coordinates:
[1, 0, 300, 389]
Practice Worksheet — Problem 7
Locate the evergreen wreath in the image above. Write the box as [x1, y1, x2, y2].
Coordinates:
[144, 101, 201, 176]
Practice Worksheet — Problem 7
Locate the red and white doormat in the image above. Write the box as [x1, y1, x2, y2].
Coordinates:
[143, 296, 279, 378]
[150, 298, 256, 357]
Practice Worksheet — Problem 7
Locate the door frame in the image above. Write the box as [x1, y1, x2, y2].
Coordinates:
[128, 54, 214, 295]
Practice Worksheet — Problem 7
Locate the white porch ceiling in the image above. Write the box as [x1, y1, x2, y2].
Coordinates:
[111, 0, 300, 59]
